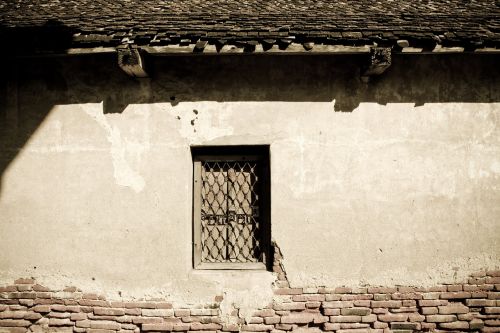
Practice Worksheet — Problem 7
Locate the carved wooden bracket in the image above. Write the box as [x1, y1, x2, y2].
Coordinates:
[362, 47, 392, 79]
[117, 45, 148, 78]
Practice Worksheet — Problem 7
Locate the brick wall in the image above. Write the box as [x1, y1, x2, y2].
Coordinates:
[0, 268, 499, 333]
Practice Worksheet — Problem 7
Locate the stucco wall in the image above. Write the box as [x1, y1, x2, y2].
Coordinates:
[0, 53, 499, 306]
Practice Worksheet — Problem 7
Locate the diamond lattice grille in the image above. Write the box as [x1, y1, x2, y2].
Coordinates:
[200, 161, 262, 263]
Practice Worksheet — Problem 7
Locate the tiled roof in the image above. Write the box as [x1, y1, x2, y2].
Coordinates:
[0, 0, 499, 52]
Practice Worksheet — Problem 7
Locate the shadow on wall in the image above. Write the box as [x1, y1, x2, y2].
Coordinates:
[0, 26, 499, 195]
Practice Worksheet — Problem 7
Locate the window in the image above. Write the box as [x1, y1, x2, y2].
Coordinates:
[191, 145, 271, 270]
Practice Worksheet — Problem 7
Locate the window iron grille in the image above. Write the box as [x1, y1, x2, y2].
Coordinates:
[192, 146, 270, 270]
[200, 161, 262, 263]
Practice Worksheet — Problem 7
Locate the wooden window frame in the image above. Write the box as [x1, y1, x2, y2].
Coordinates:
[191, 145, 271, 270]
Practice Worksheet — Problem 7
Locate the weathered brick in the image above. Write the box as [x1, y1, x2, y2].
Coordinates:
[323, 309, 340, 316]
[0, 311, 26, 319]
[124, 308, 141, 316]
[280, 313, 314, 324]
[305, 301, 321, 309]
[170, 309, 188, 317]
[340, 308, 370, 316]
[76, 320, 91, 328]
[156, 302, 173, 309]
[420, 322, 436, 330]
[31, 285, 50, 292]
[367, 287, 397, 294]
[391, 292, 422, 300]
[418, 299, 446, 307]
[440, 292, 471, 299]
[426, 314, 457, 322]
[14, 279, 35, 285]
[48, 318, 73, 326]
[87, 329, 115, 333]
[334, 287, 352, 294]
[246, 317, 263, 324]
[132, 317, 163, 324]
[373, 294, 390, 301]
[173, 323, 191, 331]
[142, 309, 174, 317]
[466, 299, 496, 306]
[439, 321, 469, 329]
[329, 315, 361, 323]
[370, 300, 401, 308]
[408, 313, 425, 322]
[485, 307, 500, 314]
[377, 313, 408, 322]
[142, 323, 174, 331]
[488, 292, 500, 299]
[273, 288, 302, 295]
[71, 313, 88, 321]
[391, 322, 419, 330]
[0, 286, 17, 292]
[253, 309, 274, 317]
[470, 318, 485, 329]
[124, 302, 156, 309]
[361, 314, 376, 323]
[274, 324, 292, 330]
[94, 308, 125, 316]
[447, 284, 463, 292]
[322, 301, 353, 309]
[338, 323, 369, 329]
[421, 307, 438, 315]
[0, 319, 31, 327]
[340, 294, 372, 301]
[48, 312, 71, 318]
[324, 294, 341, 301]
[353, 300, 371, 307]
[190, 323, 221, 331]
[240, 324, 272, 331]
[373, 321, 388, 329]
[421, 292, 441, 300]
[23, 312, 42, 320]
[17, 300, 33, 307]
[323, 323, 340, 331]
[90, 321, 121, 330]
[263, 316, 280, 325]
[438, 303, 469, 314]
[272, 302, 305, 311]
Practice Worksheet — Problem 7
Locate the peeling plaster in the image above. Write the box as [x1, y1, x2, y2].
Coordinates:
[84, 103, 145, 192]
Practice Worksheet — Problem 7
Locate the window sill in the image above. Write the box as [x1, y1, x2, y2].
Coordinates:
[195, 262, 267, 270]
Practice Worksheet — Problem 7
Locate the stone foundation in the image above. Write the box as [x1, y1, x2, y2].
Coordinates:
[0, 269, 499, 333]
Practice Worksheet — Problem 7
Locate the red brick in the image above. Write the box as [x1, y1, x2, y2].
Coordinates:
[142, 323, 174, 331]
